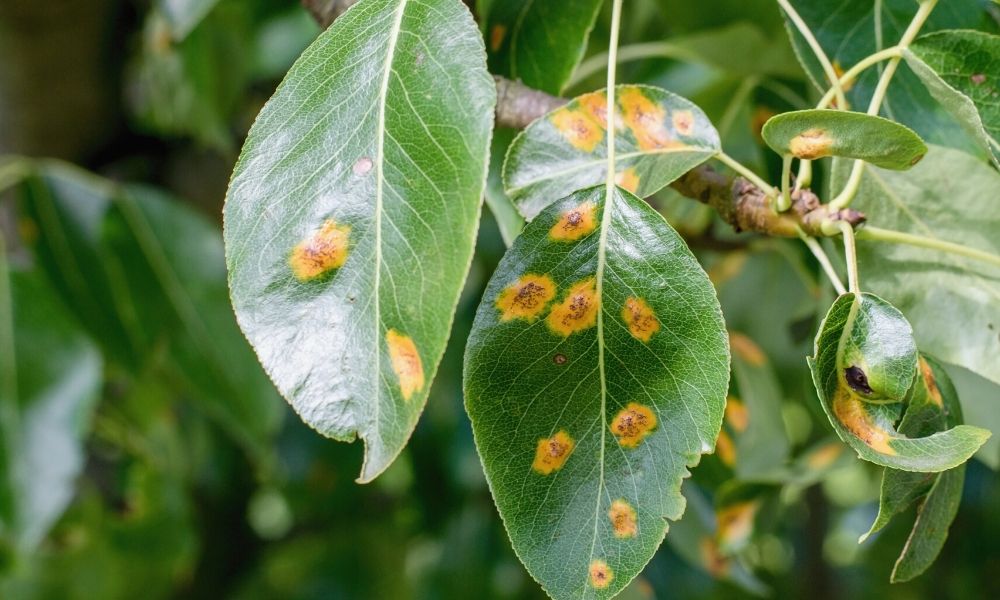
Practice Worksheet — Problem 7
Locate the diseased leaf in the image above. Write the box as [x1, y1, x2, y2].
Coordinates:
[0, 258, 101, 553]
[464, 185, 729, 599]
[831, 146, 1000, 387]
[504, 85, 720, 219]
[224, 0, 494, 482]
[483, 0, 603, 94]
[808, 292, 989, 471]
[761, 109, 926, 169]
[905, 30, 1000, 167]
[714, 482, 776, 556]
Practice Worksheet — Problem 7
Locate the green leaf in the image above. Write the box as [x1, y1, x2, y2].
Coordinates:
[831, 145, 1000, 387]
[483, 0, 603, 95]
[464, 185, 729, 599]
[860, 355, 967, 582]
[224, 0, 494, 482]
[761, 109, 927, 169]
[783, 0, 997, 158]
[504, 85, 720, 219]
[904, 30, 1000, 167]
[485, 128, 525, 247]
[808, 292, 990, 471]
[0, 257, 101, 553]
[945, 364, 1000, 469]
[158, 0, 221, 40]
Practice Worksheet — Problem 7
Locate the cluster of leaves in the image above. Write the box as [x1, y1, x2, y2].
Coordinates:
[2, 0, 1000, 598]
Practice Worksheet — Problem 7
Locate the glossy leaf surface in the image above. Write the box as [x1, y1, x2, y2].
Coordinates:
[504, 85, 720, 219]
[464, 185, 729, 599]
[905, 30, 1000, 167]
[483, 0, 603, 95]
[224, 0, 494, 481]
[761, 109, 926, 169]
[831, 146, 1000, 387]
[808, 293, 989, 471]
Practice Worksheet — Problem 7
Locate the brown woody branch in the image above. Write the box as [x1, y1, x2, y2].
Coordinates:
[302, 0, 864, 238]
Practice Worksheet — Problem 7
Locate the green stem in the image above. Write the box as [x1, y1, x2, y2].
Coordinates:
[858, 226, 1000, 268]
[828, 160, 866, 211]
[777, 0, 846, 110]
[838, 221, 860, 294]
[714, 151, 777, 199]
[815, 46, 901, 110]
[779, 155, 793, 212]
[569, 41, 699, 88]
[797, 228, 847, 295]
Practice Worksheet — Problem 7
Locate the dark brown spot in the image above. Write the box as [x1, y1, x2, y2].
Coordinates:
[845, 366, 873, 395]
[553, 353, 567, 365]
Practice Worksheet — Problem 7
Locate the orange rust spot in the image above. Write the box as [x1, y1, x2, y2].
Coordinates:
[611, 402, 657, 448]
[619, 87, 680, 151]
[716, 429, 736, 467]
[699, 537, 730, 577]
[589, 559, 614, 589]
[716, 501, 759, 549]
[496, 274, 557, 321]
[806, 442, 844, 470]
[832, 61, 853, 93]
[578, 92, 609, 128]
[832, 386, 897, 455]
[289, 219, 351, 281]
[672, 109, 695, 136]
[550, 108, 604, 152]
[730, 332, 766, 366]
[550, 201, 598, 242]
[621, 296, 659, 342]
[386, 330, 424, 401]
[547, 278, 598, 336]
[724, 396, 749, 433]
[615, 168, 640, 194]
[489, 24, 507, 52]
[788, 128, 833, 160]
[751, 107, 778, 142]
[918, 356, 943, 408]
[532, 430, 575, 475]
[608, 499, 638, 539]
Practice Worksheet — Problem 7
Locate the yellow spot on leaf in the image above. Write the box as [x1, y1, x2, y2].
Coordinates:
[547, 278, 598, 336]
[611, 402, 657, 448]
[532, 430, 575, 475]
[551, 107, 604, 152]
[806, 442, 844, 470]
[496, 274, 557, 321]
[615, 168, 640, 194]
[832, 386, 897, 455]
[716, 501, 759, 550]
[788, 128, 833, 160]
[589, 559, 614, 589]
[724, 396, 749, 433]
[550, 201, 598, 242]
[716, 429, 736, 467]
[730, 332, 766, 366]
[622, 296, 659, 342]
[672, 109, 695, 136]
[289, 219, 351, 281]
[608, 499, 638, 538]
[699, 538, 730, 577]
[489, 24, 507, 52]
[918, 356, 943, 408]
[579, 92, 609, 128]
[620, 87, 683, 151]
[386, 329, 424, 401]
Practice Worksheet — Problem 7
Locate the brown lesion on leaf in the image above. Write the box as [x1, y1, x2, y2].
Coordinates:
[806, 441, 844, 470]
[532, 430, 575, 475]
[611, 402, 658, 448]
[621, 296, 659, 342]
[289, 219, 351, 281]
[550, 107, 604, 152]
[716, 501, 759, 549]
[496, 274, 557, 321]
[730, 332, 766, 366]
[547, 278, 598, 336]
[489, 24, 507, 52]
[386, 329, 424, 401]
[614, 168, 640, 194]
[832, 385, 897, 455]
[788, 128, 833, 160]
[608, 499, 638, 539]
[619, 87, 687, 151]
[724, 396, 749, 433]
[588, 559, 614, 589]
[699, 537, 730, 577]
[716, 429, 736, 467]
[672, 109, 695, 136]
[550, 201, 598, 241]
[918, 356, 943, 408]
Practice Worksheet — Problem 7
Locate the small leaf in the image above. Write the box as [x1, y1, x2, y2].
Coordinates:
[504, 85, 720, 219]
[483, 0, 603, 95]
[904, 30, 1000, 168]
[761, 109, 927, 169]
[224, 0, 494, 482]
[464, 185, 729, 599]
[809, 293, 990, 471]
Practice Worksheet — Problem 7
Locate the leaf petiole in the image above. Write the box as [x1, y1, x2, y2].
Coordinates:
[838, 221, 861, 294]
[797, 228, 847, 295]
[714, 152, 778, 199]
[779, 155, 793, 212]
[777, 0, 846, 110]
[857, 226, 1000, 268]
